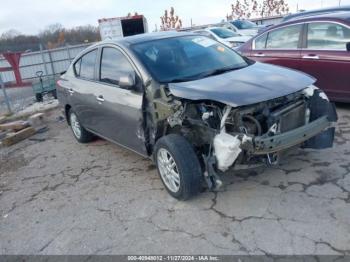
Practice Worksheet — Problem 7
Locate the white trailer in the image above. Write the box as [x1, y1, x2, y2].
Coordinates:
[98, 15, 148, 40]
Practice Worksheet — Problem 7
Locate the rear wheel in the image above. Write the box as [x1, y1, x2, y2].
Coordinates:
[154, 134, 202, 200]
[68, 110, 94, 143]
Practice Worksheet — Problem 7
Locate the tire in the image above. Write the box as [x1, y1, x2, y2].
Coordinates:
[35, 93, 43, 102]
[68, 109, 94, 143]
[154, 134, 202, 200]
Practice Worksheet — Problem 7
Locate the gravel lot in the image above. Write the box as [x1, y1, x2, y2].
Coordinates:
[0, 104, 349, 255]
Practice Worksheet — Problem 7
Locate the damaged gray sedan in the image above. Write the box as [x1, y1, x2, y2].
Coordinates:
[57, 32, 337, 200]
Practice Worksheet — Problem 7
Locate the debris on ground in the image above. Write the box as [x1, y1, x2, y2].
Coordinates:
[15, 99, 58, 118]
[28, 113, 46, 128]
[0, 120, 29, 132]
[28, 137, 46, 142]
[1, 127, 36, 147]
[0, 111, 49, 147]
[0, 131, 6, 140]
[56, 115, 65, 122]
[35, 126, 49, 134]
[0, 115, 7, 124]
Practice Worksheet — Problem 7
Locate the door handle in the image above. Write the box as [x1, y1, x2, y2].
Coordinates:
[302, 55, 319, 60]
[253, 53, 265, 57]
[68, 88, 74, 95]
[96, 95, 105, 102]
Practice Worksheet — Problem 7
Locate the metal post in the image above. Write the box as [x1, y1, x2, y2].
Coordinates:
[66, 44, 72, 62]
[39, 44, 49, 76]
[47, 50, 55, 76]
[0, 74, 12, 114]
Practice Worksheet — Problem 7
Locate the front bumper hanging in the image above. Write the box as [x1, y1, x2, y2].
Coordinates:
[250, 116, 332, 155]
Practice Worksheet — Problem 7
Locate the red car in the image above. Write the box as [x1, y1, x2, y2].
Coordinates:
[238, 12, 350, 102]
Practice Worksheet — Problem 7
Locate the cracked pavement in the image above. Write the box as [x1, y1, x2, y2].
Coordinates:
[0, 104, 350, 255]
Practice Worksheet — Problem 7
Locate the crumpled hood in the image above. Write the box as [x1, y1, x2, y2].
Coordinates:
[168, 62, 316, 107]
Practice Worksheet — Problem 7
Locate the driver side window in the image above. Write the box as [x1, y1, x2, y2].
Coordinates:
[99, 47, 135, 87]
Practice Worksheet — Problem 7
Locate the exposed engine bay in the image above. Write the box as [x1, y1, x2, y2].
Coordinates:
[146, 85, 337, 190]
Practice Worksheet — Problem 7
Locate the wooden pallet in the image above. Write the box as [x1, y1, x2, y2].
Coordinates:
[1, 127, 36, 147]
[0, 120, 29, 132]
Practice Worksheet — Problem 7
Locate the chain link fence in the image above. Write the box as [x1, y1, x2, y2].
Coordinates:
[0, 42, 93, 114]
[0, 42, 93, 83]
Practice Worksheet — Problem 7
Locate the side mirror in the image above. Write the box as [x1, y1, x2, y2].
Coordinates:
[118, 72, 135, 88]
[347, 42, 350, 52]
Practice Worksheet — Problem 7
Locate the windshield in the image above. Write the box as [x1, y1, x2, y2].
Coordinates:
[231, 20, 257, 30]
[131, 36, 248, 83]
[210, 28, 239, 38]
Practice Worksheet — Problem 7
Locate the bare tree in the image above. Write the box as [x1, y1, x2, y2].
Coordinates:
[0, 30, 40, 52]
[259, 0, 289, 17]
[160, 7, 182, 31]
[1, 29, 21, 40]
[0, 24, 100, 52]
[228, 0, 289, 19]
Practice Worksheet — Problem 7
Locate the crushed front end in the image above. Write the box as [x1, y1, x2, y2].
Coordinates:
[158, 85, 337, 190]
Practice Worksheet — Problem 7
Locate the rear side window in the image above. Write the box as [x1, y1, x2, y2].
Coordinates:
[99, 47, 135, 86]
[266, 24, 302, 49]
[307, 22, 350, 50]
[75, 49, 97, 80]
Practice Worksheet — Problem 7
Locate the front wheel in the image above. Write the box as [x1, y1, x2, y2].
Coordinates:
[154, 134, 202, 200]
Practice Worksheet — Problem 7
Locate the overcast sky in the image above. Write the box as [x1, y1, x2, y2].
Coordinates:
[1, 0, 349, 35]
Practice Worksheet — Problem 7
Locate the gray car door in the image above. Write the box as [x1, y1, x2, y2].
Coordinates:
[92, 46, 147, 155]
[69, 48, 100, 130]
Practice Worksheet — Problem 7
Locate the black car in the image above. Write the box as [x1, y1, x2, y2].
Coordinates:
[57, 32, 337, 200]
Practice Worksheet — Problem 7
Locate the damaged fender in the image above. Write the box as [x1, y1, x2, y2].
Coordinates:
[303, 87, 337, 149]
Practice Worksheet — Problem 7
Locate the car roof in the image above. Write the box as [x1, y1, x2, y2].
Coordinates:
[283, 6, 350, 21]
[193, 27, 222, 31]
[78, 31, 204, 57]
[264, 11, 350, 32]
[193, 28, 209, 32]
[282, 11, 350, 24]
[102, 31, 196, 46]
[207, 27, 227, 30]
[228, 19, 252, 22]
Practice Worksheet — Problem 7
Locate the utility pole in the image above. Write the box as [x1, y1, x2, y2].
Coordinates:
[339, 0, 341, 6]
[0, 74, 12, 114]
